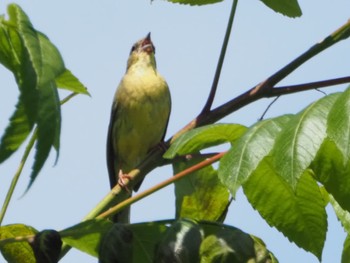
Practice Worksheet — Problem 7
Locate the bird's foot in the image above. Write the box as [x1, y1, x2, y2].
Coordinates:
[118, 170, 132, 194]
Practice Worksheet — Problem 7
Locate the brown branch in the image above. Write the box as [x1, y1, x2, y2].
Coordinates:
[271, 76, 350, 96]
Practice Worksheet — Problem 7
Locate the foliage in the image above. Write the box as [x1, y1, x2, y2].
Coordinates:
[0, 1, 350, 263]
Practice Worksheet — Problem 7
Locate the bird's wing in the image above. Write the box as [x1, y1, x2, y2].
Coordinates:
[106, 101, 118, 189]
[161, 83, 172, 142]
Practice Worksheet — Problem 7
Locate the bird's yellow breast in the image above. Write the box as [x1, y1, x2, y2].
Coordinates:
[112, 64, 171, 171]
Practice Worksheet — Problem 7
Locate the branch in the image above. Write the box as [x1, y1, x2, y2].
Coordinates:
[201, 0, 239, 114]
[271, 76, 350, 96]
[96, 152, 226, 220]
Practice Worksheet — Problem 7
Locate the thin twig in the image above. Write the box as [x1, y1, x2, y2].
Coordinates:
[96, 152, 226, 219]
[201, 0, 239, 114]
[259, 96, 280, 121]
[271, 76, 350, 95]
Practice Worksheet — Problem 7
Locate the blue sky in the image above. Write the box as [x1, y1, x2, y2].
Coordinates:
[0, 1, 350, 262]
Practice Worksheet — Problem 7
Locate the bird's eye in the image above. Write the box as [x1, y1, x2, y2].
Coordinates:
[152, 44, 156, 54]
[130, 44, 136, 54]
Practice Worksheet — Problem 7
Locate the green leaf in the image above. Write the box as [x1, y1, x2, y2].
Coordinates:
[98, 224, 133, 263]
[55, 69, 89, 95]
[219, 115, 292, 198]
[60, 219, 113, 257]
[251, 236, 278, 263]
[174, 157, 230, 222]
[243, 158, 326, 260]
[0, 224, 38, 263]
[164, 123, 247, 159]
[0, 4, 88, 184]
[260, 0, 302, 18]
[164, 0, 224, 6]
[29, 82, 61, 189]
[0, 99, 34, 163]
[327, 88, 350, 162]
[329, 194, 350, 234]
[130, 221, 169, 263]
[200, 222, 277, 263]
[154, 219, 203, 263]
[0, 20, 22, 72]
[2, 5, 39, 125]
[311, 139, 350, 212]
[9, 4, 65, 86]
[200, 231, 254, 263]
[271, 93, 340, 189]
[342, 235, 350, 263]
[30, 230, 62, 263]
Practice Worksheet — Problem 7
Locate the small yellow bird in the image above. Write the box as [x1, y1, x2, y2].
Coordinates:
[106, 33, 171, 222]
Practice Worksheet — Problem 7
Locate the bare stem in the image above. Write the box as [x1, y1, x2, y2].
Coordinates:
[201, 0, 239, 114]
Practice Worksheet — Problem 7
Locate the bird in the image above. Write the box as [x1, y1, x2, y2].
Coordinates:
[106, 33, 171, 223]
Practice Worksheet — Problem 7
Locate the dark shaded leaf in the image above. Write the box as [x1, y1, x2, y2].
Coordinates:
[29, 230, 62, 263]
[174, 157, 230, 222]
[154, 219, 203, 263]
[29, 82, 61, 189]
[0, 98, 33, 163]
[342, 235, 350, 263]
[260, 0, 302, 17]
[98, 224, 133, 263]
[130, 221, 169, 263]
[312, 139, 350, 212]
[163, 0, 224, 6]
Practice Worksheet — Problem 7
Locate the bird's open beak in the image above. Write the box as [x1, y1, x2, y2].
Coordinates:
[141, 32, 154, 53]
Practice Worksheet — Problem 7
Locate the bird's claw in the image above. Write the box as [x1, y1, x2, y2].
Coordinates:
[118, 170, 132, 194]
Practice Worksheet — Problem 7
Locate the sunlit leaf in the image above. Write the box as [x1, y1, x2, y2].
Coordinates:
[60, 219, 113, 257]
[0, 224, 37, 263]
[219, 115, 292, 198]
[244, 159, 326, 260]
[165, 124, 246, 159]
[329, 194, 350, 234]
[55, 69, 89, 95]
[327, 88, 350, 162]
[271, 93, 339, 189]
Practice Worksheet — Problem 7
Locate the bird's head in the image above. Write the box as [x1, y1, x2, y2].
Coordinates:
[126, 33, 157, 70]
[130, 32, 155, 55]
